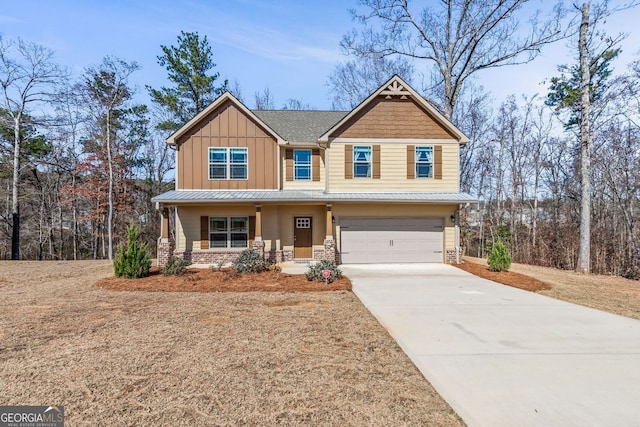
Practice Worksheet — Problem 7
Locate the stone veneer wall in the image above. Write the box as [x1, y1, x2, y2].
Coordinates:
[445, 248, 462, 264]
[158, 239, 337, 267]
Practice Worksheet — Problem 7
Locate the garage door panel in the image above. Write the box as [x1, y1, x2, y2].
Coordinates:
[340, 218, 444, 264]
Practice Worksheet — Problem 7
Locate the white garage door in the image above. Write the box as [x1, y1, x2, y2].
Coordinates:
[340, 218, 444, 264]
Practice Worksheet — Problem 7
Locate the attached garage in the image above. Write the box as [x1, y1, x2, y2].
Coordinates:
[339, 218, 444, 264]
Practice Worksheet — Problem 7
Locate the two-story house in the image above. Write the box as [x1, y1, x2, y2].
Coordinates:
[152, 75, 475, 266]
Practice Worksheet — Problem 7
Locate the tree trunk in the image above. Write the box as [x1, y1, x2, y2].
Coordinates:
[107, 109, 114, 260]
[11, 118, 21, 260]
[576, 2, 591, 273]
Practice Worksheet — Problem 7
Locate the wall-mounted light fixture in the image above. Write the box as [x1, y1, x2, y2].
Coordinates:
[450, 215, 456, 222]
[332, 216, 335, 224]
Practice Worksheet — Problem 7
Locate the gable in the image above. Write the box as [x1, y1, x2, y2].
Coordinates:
[176, 99, 278, 190]
[176, 99, 276, 145]
[329, 96, 457, 140]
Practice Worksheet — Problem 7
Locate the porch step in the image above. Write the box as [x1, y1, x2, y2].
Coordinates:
[293, 258, 314, 264]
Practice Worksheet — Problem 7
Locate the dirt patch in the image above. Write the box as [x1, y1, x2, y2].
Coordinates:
[96, 267, 351, 292]
[454, 260, 551, 292]
[460, 257, 640, 320]
[0, 261, 463, 426]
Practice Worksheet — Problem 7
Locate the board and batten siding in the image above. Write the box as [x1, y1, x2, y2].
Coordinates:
[175, 100, 278, 190]
[327, 142, 459, 192]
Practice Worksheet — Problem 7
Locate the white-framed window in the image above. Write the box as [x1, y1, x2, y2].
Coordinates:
[415, 146, 434, 178]
[294, 149, 312, 180]
[353, 145, 372, 178]
[210, 217, 248, 248]
[209, 147, 248, 180]
[296, 217, 311, 228]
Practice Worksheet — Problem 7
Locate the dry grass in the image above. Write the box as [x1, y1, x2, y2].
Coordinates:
[96, 267, 351, 292]
[0, 261, 463, 426]
[462, 257, 640, 320]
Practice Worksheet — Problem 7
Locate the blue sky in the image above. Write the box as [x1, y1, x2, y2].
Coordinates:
[2, 1, 639, 110]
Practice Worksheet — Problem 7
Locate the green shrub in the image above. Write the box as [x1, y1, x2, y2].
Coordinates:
[305, 260, 342, 283]
[113, 225, 151, 279]
[162, 256, 191, 276]
[232, 249, 268, 274]
[487, 241, 511, 272]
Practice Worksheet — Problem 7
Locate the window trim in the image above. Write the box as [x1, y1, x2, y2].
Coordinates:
[208, 147, 248, 180]
[353, 145, 372, 179]
[293, 149, 312, 181]
[415, 145, 434, 179]
[209, 216, 249, 249]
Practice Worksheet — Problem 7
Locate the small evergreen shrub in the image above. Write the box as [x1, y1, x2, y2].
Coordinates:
[487, 241, 511, 272]
[232, 249, 268, 274]
[113, 225, 151, 279]
[162, 256, 191, 276]
[306, 260, 342, 283]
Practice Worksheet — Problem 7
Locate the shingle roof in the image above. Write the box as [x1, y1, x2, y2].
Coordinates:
[152, 190, 477, 204]
[252, 110, 348, 144]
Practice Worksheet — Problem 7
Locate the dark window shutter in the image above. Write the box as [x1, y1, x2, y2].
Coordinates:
[345, 145, 353, 179]
[248, 216, 256, 247]
[434, 145, 443, 180]
[285, 149, 293, 182]
[407, 145, 415, 179]
[200, 216, 209, 250]
[372, 145, 381, 179]
[312, 149, 320, 182]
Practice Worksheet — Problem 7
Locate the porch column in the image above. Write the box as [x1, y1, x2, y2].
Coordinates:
[255, 205, 262, 240]
[157, 205, 173, 267]
[161, 208, 169, 239]
[323, 204, 336, 262]
[325, 204, 333, 239]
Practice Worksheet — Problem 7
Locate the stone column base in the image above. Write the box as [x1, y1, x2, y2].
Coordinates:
[157, 238, 174, 267]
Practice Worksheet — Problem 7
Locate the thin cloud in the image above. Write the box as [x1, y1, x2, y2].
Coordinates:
[215, 25, 340, 63]
[0, 15, 26, 24]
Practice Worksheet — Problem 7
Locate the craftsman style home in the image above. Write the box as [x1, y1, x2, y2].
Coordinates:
[152, 75, 474, 266]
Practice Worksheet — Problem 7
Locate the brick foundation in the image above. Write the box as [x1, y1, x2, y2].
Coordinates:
[157, 238, 174, 267]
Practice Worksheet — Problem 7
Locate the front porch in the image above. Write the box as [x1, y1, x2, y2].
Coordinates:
[157, 203, 336, 267]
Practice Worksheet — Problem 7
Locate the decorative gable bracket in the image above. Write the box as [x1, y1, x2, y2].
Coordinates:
[379, 80, 411, 99]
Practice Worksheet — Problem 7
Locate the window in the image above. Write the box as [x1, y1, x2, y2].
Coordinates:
[210, 217, 248, 248]
[353, 145, 371, 178]
[294, 149, 312, 180]
[415, 146, 434, 178]
[209, 147, 248, 180]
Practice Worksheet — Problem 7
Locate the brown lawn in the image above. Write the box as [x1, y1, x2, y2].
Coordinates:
[96, 266, 352, 292]
[458, 256, 640, 320]
[0, 261, 463, 426]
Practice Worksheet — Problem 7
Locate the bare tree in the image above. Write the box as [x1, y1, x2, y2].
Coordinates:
[327, 56, 414, 109]
[81, 57, 140, 260]
[253, 87, 275, 110]
[0, 37, 66, 260]
[342, 0, 563, 119]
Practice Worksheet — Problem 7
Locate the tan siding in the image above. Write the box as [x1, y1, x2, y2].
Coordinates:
[330, 97, 457, 140]
[282, 148, 325, 190]
[328, 142, 459, 191]
[175, 100, 278, 189]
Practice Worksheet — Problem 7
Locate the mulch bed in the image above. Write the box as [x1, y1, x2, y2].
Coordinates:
[96, 267, 351, 292]
[454, 260, 552, 292]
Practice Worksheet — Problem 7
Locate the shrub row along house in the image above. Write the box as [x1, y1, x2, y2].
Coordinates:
[152, 76, 474, 266]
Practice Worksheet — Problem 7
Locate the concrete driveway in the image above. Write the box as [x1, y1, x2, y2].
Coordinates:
[342, 263, 640, 427]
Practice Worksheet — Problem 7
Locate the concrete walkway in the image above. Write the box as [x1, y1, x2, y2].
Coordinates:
[342, 263, 640, 427]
